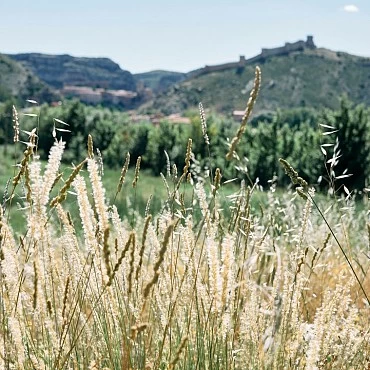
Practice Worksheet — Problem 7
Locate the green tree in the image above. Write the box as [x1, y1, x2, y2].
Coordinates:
[0, 100, 15, 149]
[321, 99, 370, 190]
[104, 124, 153, 168]
[146, 121, 189, 174]
[88, 114, 115, 152]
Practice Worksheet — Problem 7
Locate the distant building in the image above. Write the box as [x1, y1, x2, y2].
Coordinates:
[260, 35, 316, 59]
[306, 35, 315, 49]
[233, 110, 246, 121]
[166, 113, 191, 124]
[61, 85, 137, 106]
[62, 86, 102, 104]
[188, 36, 317, 79]
[150, 113, 191, 126]
[102, 89, 137, 105]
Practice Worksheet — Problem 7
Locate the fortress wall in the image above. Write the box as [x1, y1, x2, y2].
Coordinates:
[188, 60, 246, 78]
[260, 41, 306, 58]
[186, 37, 315, 80]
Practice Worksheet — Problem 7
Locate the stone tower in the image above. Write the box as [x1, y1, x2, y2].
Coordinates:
[306, 35, 316, 49]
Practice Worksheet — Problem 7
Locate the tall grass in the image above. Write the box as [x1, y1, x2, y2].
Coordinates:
[0, 67, 370, 369]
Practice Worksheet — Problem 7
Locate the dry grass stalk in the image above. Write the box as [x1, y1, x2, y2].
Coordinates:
[212, 168, 221, 196]
[32, 261, 38, 310]
[127, 232, 137, 295]
[24, 164, 32, 203]
[61, 276, 70, 322]
[12, 105, 19, 143]
[132, 156, 141, 188]
[117, 152, 130, 195]
[279, 158, 308, 190]
[226, 66, 261, 160]
[183, 138, 192, 175]
[88, 157, 109, 238]
[136, 215, 152, 280]
[103, 227, 111, 280]
[164, 150, 171, 178]
[50, 159, 86, 207]
[13, 141, 34, 188]
[172, 163, 177, 181]
[87, 134, 94, 159]
[168, 336, 188, 370]
[143, 222, 174, 299]
[199, 102, 210, 145]
[131, 322, 149, 340]
[160, 173, 170, 197]
[108, 232, 135, 286]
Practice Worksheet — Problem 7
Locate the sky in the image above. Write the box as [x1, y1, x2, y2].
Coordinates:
[0, 0, 368, 73]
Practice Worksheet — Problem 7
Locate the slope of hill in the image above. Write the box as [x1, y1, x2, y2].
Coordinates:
[8, 53, 137, 91]
[144, 47, 370, 115]
[5, 36, 370, 113]
[0, 54, 57, 103]
[134, 70, 186, 92]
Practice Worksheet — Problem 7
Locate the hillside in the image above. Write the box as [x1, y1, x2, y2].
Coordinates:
[5, 37, 370, 113]
[0, 54, 57, 103]
[8, 53, 137, 91]
[134, 70, 186, 92]
[144, 46, 370, 115]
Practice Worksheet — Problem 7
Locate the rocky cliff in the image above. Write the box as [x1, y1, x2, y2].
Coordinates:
[8, 53, 137, 91]
[0, 54, 57, 102]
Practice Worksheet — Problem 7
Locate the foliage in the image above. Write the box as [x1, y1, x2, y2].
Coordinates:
[319, 99, 370, 190]
[104, 123, 152, 168]
[0, 100, 16, 146]
[2, 99, 370, 191]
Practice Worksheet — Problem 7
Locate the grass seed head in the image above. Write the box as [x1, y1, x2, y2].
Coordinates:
[199, 102, 210, 145]
[87, 134, 94, 159]
[183, 138, 192, 175]
[132, 156, 142, 188]
[226, 66, 261, 160]
[12, 105, 19, 143]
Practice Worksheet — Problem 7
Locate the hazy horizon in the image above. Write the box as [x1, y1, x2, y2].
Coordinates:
[1, 0, 369, 73]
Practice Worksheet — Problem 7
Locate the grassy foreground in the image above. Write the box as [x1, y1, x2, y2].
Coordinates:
[1, 131, 370, 370]
[1, 70, 370, 369]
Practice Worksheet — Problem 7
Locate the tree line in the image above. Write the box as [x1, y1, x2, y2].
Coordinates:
[1, 98, 369, 191]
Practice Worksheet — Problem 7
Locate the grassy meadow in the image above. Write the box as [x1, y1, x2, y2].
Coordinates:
[0, 66, 370, 369]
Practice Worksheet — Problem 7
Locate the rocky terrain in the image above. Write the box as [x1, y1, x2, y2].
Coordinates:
[0, 54, 57, 102]
[8, 53, 136, 91]
[145, 46, 370, 115]
[3, 36, 370, 114]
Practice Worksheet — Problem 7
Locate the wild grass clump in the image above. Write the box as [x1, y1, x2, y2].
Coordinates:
[1, 68, 370, 369]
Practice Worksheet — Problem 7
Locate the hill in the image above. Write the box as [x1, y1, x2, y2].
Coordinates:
[143, 37, 370, 115]
[8, 53, 137, 91]
[5, 36, 370, 113]
[134, 70, 186, 92]
[0, 54, 57, 103]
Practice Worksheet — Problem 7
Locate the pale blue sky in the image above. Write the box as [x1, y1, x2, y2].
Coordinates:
[0, 0, 368, 73]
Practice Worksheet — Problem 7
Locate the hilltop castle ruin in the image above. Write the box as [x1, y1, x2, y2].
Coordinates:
[260, 35, 315, 59]
[188, 36, 316, 78]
